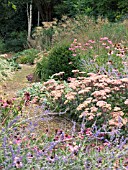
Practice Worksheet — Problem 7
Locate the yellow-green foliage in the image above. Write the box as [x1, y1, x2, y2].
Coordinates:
[0, 58, 13, 81]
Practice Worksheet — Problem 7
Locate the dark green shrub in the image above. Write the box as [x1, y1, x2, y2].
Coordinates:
[0, 38, 5, 54]
[4, 31, 27, 52]
[35, 43, 82, 81]
[35, 56, 49, 81]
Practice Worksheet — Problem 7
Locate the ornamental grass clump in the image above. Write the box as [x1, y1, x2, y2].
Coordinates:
[51, 15, 128, 48]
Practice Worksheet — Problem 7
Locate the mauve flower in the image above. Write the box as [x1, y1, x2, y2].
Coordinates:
[67, 77, 76, 82]
[83, 100, 91, 106]
[77, 104, 85, 111]
[88, 39, 95, 43]
[65, 93, 76, 100]
[2, 102, 8, 108]
[112, 79, 122, 85]
[104, 88, 111, 93]
[69, 47, 73, 50]
[31, 96, 38, 104]
[78, 89, 88, 94]
[68, 61, 73, 64]
[67, 143, 79, 153]
[86, 128, 92, 136]
[26, 152, 33, 163]
[24, 92, 30, 101]
[105, 46, 110, 49]
[13, 157, 23, 168]
[103, 37, 109, 40]
[107, 40, 113, 45]
[84, 43, 90, 46]
[97, 112, 102, 116]
[73, 39, 77, 42]
[44, 79, 56, 86]
[92, 90, 106, 97]
[111, 111, 124, 117]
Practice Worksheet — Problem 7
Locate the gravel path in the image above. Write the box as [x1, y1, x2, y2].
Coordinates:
[0, 64, 35, 99]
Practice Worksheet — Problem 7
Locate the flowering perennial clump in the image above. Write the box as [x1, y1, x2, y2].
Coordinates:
[69, 37, 128, 78]
[0, 113, 128, 169]
[20, 71, 127, 135]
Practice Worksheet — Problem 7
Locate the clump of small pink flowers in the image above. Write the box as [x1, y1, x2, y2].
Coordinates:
[37, 72, 128, 133]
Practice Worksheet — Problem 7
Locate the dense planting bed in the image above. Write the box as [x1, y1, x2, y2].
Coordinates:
[0, 17, 128, 169]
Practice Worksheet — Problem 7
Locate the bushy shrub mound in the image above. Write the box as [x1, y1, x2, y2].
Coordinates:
[14, 48, 39, 65]
[35, 43, 82, 81]
[0, 38, 5, 54]
[4, 31, 27, 52]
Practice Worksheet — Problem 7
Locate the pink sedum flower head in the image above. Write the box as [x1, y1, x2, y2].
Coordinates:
[124, 99, 128, 105]
[96, 101, 107, 107]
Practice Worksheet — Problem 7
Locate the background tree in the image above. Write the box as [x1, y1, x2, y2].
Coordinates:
[54, 0, 128, 21]
[0, 0, 128, 52]
[33, 0, 63, 21]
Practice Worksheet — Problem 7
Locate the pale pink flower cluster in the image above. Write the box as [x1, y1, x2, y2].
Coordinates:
[52, 71, 65, 77]
[65, 92, 77, 100]
[124, 99, 128, 105]
[42, 72, 128, 128]
[109, 111, 127, 128]
[51, 90, 63, 100]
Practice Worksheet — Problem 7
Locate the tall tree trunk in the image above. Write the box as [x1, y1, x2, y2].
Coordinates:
[27, 0, 32, 40]
[33, 0, 53, 21]
[37, 11, 40, 26]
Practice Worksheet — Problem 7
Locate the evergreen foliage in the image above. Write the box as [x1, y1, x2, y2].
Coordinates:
[35, 43, 82, 81]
